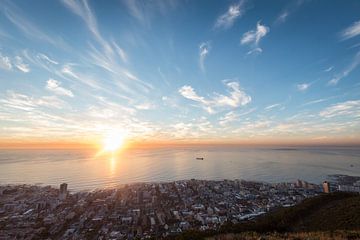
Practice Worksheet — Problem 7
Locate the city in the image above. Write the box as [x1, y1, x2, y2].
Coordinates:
[3, 177, 357, 240]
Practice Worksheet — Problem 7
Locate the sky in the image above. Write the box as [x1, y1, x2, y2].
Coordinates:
[0, 0, 360, 147]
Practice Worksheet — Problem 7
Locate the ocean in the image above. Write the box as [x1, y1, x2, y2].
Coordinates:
[0, 146, 359, 191]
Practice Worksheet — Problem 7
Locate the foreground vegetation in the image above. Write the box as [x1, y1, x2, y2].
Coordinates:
[206, 231, 360, 240]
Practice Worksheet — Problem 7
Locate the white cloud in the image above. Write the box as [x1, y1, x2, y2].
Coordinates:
[38, 53, 58, 65]
[0, 53, 12, 70]
[61, 0, 100, 41]
[179, 81, 251, 113]
[219, 111, 238, 126]
[14, 56, 30, 73]
[265, 103, 282, 111]
[122, 0, 179, 26]
[1, 1, 67, 48]
[178, 85, 207, 104]
[60, 64, 102, 90]
[0, 91, 66, 111]
[199, 42, 211, 72]
[275, 1, 305, 25]
[341, 20, 360, 40]
[324, 66, 333, 72]
[213, 81, 251, 107]
[276, 11, 289, 24]
[247, 47, 262, 55]
[22, 50, 59, 73]
[112, 40, 128, 63]
[61, 0, 154, 96]
[241, 21, 269, 46]
[135, 102, 156, 110]
[328, 51, 360, 86]
[46, 79, 74, 97]
[302, 98, 330, 106]
[319, 100, 360, 118]
[297, 83, 311, 92]
[214, 1, 245, 30]
[241, 22, 269, 54]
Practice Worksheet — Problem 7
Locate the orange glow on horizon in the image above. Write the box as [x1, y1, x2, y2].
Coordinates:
[1, 136, 360, 149]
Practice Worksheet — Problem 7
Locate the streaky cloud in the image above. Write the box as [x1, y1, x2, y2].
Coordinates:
[328, 51, 360, 86]
[14, 56, 30, 73]
[214, 0, 246, 30]
[0, 52, 12, 71]
[324, 66, 334, 72]
[241, 21, 269, 46]
[199, 42, 211, 72]
[265, 103, 282, 111]
[46, 79, 74, 98]
[341, 20, 360, 40]
[179, 80, 251, 114]
[297, 83, 311, 92]
[1, 1, 68, 48]
[320, 100, 360, 118]
[274, 0, 305, 25]
[122, 0, 179, 26]
[241, 21, 269, 54]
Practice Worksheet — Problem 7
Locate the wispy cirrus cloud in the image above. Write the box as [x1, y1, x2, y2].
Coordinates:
[38, 53, 58, 65]
[320, 100, 360, 118]
[14, 56, 30, 73]
[328, 51, 360, 86]
[61, 0, 152, 95]
[122, 0, 179, 26]
[275, 0, 305, 25]
[276, 11, 289, 24]
[0, 52, 30, 73]
[0, 52, 12, 71]
[1, 1, 67, 48]
[179, 80, 251, 113]
[296, 82, 311, 92]
[265, 103, 282, 111]
[22, 51, 59, 73]
[246, 48, 262, 55]
[302, 98, 330, 106]
[219, 111, 239, 126]
[0, 91, 66, 111]
[61, 0, 112, 52]
[341, 20, 360, 40]
[241, 21, 269, 45]
[241, 21, 269, 54]
[324, 66, 333, 72]
[46, 79, 74, 97]
[219, 108, 255, 126]
[135, 102, 156, 110]
[214, 0, 246, 30]
[199, 42, 211, 72]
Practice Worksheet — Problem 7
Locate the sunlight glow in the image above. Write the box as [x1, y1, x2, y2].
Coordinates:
[102, 132, 126, 152]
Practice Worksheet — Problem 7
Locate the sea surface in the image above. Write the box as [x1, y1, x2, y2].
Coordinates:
[0, 146, 359, 191]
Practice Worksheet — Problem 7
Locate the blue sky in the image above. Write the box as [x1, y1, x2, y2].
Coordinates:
[0, 0, 359, 145]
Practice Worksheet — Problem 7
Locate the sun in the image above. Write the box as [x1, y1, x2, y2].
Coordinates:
[102, 132, 126, 152]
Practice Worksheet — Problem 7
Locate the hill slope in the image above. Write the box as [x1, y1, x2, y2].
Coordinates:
[171, 192, 360, 240]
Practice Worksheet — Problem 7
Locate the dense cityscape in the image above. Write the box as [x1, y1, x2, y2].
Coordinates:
[1, 176, 359, 239]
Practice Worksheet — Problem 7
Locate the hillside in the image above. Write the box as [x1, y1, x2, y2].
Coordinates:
[171, 192, 360, 240]
[206, 231, 360, 240]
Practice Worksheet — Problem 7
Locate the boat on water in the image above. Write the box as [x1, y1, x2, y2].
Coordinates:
[196, 157, 204, 160]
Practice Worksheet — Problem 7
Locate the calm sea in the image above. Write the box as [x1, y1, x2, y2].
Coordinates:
[0, 146, 359, 191]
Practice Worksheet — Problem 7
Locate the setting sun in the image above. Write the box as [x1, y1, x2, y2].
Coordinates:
[102, 132, 126, 152]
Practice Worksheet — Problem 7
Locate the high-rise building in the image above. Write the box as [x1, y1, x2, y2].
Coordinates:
[59, 183, 68, 200]
[323, 181, 330, 193]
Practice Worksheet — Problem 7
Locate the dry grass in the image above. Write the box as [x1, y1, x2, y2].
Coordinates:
[206, 230, 360, 240]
